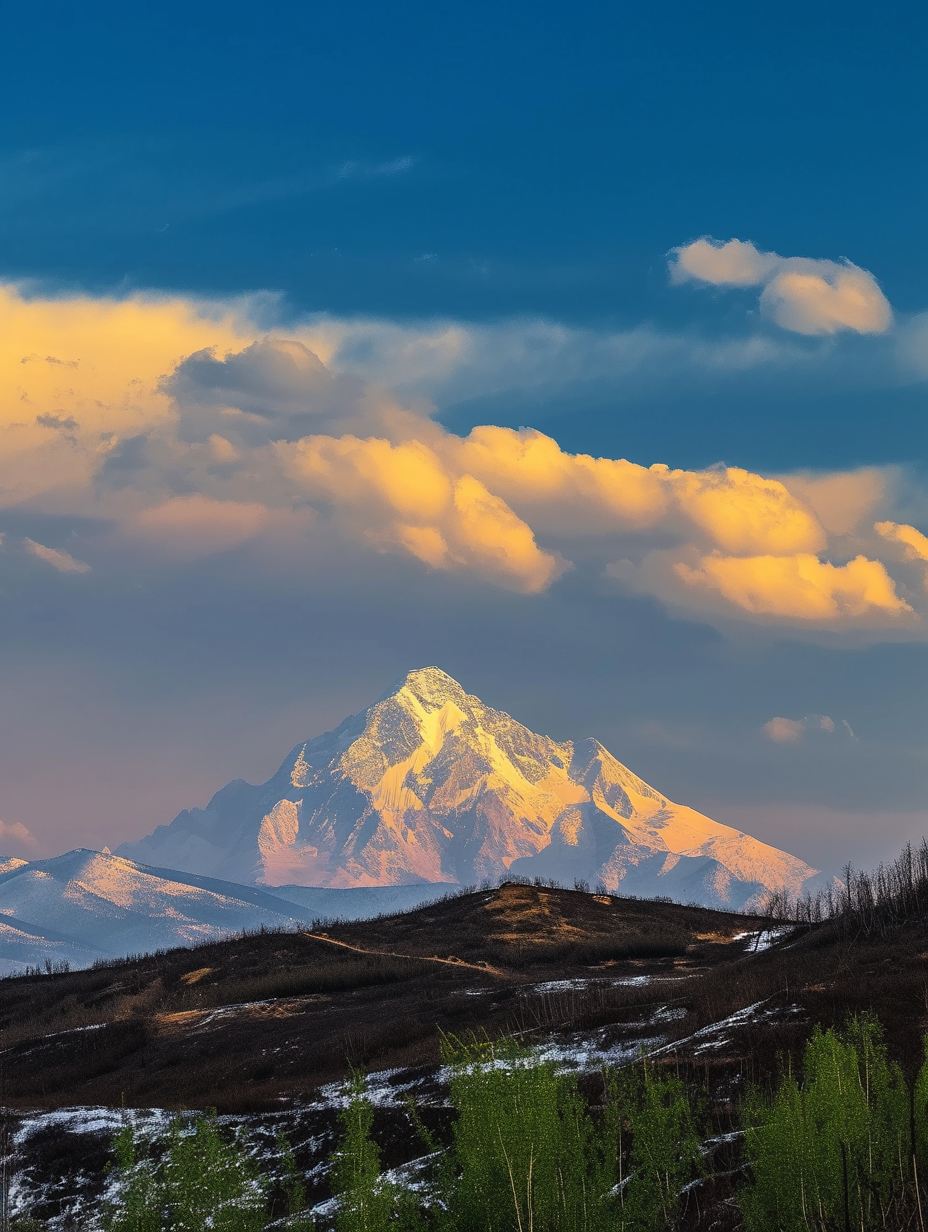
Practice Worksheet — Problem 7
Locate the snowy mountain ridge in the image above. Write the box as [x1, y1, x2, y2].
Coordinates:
[0, 849, 449, 974]
[120, 666, 823, 911]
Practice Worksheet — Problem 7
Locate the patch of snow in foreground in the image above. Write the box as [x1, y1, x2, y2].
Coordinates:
[651, 999, 802, 1057]
[528, 973, 655, 995]
[310, 1151, 441, 1221]
[12, 1105, 175, 1148]
[731, 926, 792, 952]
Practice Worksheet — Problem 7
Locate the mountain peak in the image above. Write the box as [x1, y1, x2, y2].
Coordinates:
[119, 668, 823, 909]
[390, 666, 467, 706]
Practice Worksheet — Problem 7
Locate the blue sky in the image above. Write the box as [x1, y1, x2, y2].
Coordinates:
[0, 0, 925, 870]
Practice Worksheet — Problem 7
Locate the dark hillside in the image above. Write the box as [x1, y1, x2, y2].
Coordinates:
[0, 882, 766, 1111]
[7, 877, 928, 1229]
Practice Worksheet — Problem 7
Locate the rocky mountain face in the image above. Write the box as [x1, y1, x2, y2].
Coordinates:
[119, 667, 822, 911]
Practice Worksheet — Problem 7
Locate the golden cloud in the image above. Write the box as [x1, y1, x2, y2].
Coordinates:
[675, 552, 911, 622]
[0, 279, 919, 633]
[453, 427, 823, 554]
[0, 283, 252, 436]
[875, 520, 928, 563]
[282, 434, 563, 594]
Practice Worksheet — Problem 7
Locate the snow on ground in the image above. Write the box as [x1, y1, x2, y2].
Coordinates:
[5, 1103, 331, 1231]
[12, 1104, 176, 1148]
[313, 1021, 671, 1114]
[731, 925, 793, 952]
[2, 991, 796, 1228]
[651, 998, 802, 1058]
[528, 973, 657, 993]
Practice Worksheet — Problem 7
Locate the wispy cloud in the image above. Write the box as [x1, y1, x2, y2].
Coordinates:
[23, 538, 91, 575]
[334, 155, 417, 181]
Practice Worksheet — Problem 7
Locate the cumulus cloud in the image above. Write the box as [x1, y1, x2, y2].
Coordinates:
[23, 538, 91, 575]
[0, 277, 923, 633]
[162, 338, 399, 443]
[0, 282, 267, 511]
[670, 238, 780, 288]
[669, 237, 892, 336]
[875, 520, 928, 563]
[785, 468, 890, 536]
[281, 434, 563, 594]
[874, 520, 928, 594]
[451, 427, 824, 553]
[674, 551, 910, 622]
[762, 714, 855, 744]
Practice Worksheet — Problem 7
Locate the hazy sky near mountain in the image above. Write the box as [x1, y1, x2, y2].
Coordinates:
[0, 1, 926, 873]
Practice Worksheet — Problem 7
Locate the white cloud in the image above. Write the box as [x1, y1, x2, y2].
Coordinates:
[670, 237, 893, 336]
[674, 551, 909, 623]
[23, 538, 90, 575]
[670, 237, 780, 287]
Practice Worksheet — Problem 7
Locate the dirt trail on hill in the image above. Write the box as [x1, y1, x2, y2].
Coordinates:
[302, 931, 508, 978]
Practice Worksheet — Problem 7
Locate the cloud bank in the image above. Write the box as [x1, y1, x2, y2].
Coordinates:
[0, 278, 924, 640]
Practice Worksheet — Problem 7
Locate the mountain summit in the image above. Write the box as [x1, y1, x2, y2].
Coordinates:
[119, 667, 821, 909]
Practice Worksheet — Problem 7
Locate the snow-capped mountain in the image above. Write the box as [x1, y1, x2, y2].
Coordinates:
[120, 666, 822, 910]
[0, 849, 450, 974]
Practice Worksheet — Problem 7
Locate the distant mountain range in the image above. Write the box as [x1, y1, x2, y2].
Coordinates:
[120, 666, 824, 912]
[0, 850, 450, 975]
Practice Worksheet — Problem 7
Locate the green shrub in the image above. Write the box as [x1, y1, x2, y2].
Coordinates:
[102, 1122, 162, 1232]
[103, 1114, 268, 1232]
[614, 1063, 702, 1231]
[161, 1114, 267, 1231]
[439, 1036, 617, 1232]
[741, 1014, 912, 1232]
[334, 1070, 420, 1232]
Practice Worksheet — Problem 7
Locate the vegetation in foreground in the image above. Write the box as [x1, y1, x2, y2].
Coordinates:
[87, 1013, 928, 1232]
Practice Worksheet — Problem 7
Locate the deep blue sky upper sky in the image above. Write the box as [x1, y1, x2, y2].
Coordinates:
[0, 1, 926, 871]
[4, 2, 927, 471]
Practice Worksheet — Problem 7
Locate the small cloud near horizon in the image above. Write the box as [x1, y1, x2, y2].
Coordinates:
[762, 714, 857, 744]
[0, 817, 38, 854]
